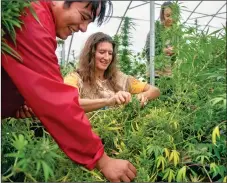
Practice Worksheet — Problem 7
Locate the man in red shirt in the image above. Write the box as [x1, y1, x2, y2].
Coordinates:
[2, 1, 136, 182]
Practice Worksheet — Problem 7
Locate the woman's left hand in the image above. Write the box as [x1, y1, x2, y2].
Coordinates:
[136, 93, 148, 107]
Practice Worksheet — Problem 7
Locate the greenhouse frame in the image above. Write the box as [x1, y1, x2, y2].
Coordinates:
[61, 1, 226, 84]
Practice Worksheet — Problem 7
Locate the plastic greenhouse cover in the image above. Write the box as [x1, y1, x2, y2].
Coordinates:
[56, 1, 226, 62]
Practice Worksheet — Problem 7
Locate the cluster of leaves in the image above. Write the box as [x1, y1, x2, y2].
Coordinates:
[1, 0, 38, 62]
[60, 62, 77, 77]
[114, 17, 147, 80]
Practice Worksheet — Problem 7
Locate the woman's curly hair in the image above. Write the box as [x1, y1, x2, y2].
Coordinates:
[77, 32, 119, 92]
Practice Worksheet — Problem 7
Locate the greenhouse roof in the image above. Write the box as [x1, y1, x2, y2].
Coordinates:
[57, 1, 226, 62]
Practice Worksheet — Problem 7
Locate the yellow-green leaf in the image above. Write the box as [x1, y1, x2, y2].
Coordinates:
[223, 176, 227, 183]
[164, 148, 170, 158]
[176, 166, 187, 182]
[212, 126, 220, 145]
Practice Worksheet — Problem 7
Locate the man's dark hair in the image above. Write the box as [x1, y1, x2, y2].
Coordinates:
[64, 1, 113, 26]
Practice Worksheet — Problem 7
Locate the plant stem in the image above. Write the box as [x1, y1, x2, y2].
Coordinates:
[2, 172, 15, 181]
[203, 165, 212, 183]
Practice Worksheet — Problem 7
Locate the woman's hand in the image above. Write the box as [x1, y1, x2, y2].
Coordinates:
[136, 93, 148, 107]
[107, 91, 132, 106]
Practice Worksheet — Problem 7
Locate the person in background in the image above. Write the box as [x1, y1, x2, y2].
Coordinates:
[64, 32, 160, 112]
[2, 1, 137, 182]
[144, 1, 180, 77]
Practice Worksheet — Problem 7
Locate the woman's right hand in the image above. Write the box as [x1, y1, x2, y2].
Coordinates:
[107, 91, 131, 106]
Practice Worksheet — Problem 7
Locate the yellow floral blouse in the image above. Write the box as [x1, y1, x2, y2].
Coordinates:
[64, 71, 147, 99]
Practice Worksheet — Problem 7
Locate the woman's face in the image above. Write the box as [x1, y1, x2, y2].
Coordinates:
[163, 7, 173, 27]
[95, 41, 113, 72]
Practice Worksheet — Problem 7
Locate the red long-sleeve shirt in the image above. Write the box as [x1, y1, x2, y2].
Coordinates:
[1, 1, 104, 170]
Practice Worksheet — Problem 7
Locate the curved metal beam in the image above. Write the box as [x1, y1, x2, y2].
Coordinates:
[185, 22, 220, 29]
[154, 2, 225, 19]
[115, 1, 132, 35]
[106, 15, 149, 22]
[202, 2, 226, 32]
[129, 2, 149, 10]
[189, 12, 226, 20]
[183, 1, 203, 24]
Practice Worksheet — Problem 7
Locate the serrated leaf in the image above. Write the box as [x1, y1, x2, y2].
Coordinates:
[16, 159, 28, 170]
[49, 151, 64, 159]
[80, 167, 104, 181]
[169, 150, 180, 167]
[164, 148, 170, 158]
[10, 19, 22, 29]
[28, 5, 41, 25]
[168, 169, 175, 182]
[5, 152, 25, 158]
[41, 160, 54, 182]
[176, 166, 187, 182]
[1, 41, 23, 62]
[35, 161, 41, 175]
[163, 168, 170, 180]
[163, 168, 175, 182]
[106, 127, 122, 131]
[212, 126, 220, 145]
[12, 134, 28, 151]
[223, 176, 227, 183]
[208, 28, 223, 36]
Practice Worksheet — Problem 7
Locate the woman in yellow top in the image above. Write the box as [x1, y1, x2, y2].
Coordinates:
[16, 32, 160, 117]
[64, 32, 160, 113]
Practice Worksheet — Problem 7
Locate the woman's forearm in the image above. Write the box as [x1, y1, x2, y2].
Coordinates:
[79, 98, 109, 112]
[143, 85, 160, 100]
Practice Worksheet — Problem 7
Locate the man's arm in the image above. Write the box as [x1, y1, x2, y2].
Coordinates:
[2, 4, 104, 169]
[2, 54, 105, 169]
[2, 3, 137, 181]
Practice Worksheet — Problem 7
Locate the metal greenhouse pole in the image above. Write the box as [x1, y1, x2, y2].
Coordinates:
[61, 41, 65, 65]
[67, 33, 74, 63]
[149, 1, 155, 85]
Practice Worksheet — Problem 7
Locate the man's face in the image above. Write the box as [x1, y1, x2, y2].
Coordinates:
[52, 1, 101, 40]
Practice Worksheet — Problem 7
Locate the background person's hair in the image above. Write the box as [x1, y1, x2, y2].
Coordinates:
[77, 32, 119, 92]
[64, 1, 113, 26]
[160, 1, 173, 23]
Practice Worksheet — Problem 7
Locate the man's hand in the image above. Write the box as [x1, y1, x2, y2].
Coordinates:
[96, 153, 137, 182]
[16, 104, 34, 119]
[107, 91, 132, 106]
[136, 93, 148, 107]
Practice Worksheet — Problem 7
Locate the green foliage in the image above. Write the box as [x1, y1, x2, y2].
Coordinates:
[1, 0, 38, 62]
[1, 6, 226, 182]
[60, 62, 77, 77]
[114, 17, 147, 80]
[117, 17, 135, 74]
